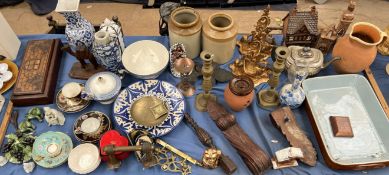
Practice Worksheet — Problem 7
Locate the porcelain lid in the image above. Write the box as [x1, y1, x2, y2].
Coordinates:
[85, 72, 121, 101]
[287, 46, 323, 69]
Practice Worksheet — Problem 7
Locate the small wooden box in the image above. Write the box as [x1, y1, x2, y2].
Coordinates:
[11, 39, 62, 106]
[329, 116, 354, 137]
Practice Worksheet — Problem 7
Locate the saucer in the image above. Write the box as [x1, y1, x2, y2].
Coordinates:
[32, 131, 73, 168]
[0, 59, 18, 94]
[56, 84, 90, 113]
[68, 143, 101, 174]
[73, 111, 111, 143]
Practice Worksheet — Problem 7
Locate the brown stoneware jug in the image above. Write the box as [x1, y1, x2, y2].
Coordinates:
[332, 22, 387, 73]
[224, 76, 254, 112]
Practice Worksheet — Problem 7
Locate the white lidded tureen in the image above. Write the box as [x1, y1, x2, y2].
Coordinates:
[82, 71, 121, 104]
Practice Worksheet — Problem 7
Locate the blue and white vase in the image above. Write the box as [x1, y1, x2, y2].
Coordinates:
[61, 11, 95, 51]
[279, 61, 309, 109]
[92, 19, 125, 74]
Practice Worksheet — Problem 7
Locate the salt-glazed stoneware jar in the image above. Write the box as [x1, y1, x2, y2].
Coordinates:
[202, 13, 238, 64]
[224, 76, 255, 112]
[168, 7, 202, 59]
[332, 22, 387, 73]
[81, 71, 121, 104]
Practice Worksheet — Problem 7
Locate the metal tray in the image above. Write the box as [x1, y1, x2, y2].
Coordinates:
[302, 74, 389, 170]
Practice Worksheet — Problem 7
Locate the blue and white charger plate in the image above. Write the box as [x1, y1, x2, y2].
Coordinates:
[113, 80, 185, 137]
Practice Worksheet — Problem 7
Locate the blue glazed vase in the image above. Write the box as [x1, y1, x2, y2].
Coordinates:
[92, 19, 125, 74]
[279, 61, 308, 109]
[61, 11, 95, 51]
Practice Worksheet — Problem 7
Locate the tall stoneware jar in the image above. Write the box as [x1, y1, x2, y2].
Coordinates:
[332, 22, 387, 73]
[224, 76, 254, 112]
[168, 7, 202, 59]
[202, 13, 238, 64]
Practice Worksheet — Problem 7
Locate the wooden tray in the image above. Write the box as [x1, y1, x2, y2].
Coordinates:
[303, 74, 389, 170]
[0, 59, 18, 94]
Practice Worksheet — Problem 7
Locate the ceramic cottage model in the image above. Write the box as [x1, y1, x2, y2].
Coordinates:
[282, 6, 319, 47]
[93, 17, 125, 74]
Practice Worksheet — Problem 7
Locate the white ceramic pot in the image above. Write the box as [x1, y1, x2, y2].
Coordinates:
[202, 13, 238, 64]
[168, 7, 202, 59]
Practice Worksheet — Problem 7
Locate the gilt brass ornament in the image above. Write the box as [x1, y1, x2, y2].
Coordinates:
[230, 5, 274, 87]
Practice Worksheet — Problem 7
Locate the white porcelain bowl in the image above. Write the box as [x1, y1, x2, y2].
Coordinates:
[68, 143, 101, 174]
[122, 40, 169, 79]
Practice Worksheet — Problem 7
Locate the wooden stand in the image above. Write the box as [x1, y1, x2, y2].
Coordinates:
[62, 45, 104, 80]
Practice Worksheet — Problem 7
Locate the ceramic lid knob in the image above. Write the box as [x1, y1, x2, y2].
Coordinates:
[90, 74, 116, 97]
[229, 76, 254, 96]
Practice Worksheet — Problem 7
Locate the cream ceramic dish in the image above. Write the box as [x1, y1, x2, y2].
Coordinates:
[122, 40, 169, 79]
[68, 143, 101, 174]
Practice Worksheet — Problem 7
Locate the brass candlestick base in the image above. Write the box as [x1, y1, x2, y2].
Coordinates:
[195, 94, 217, 112]
[258, 90, 279, 109]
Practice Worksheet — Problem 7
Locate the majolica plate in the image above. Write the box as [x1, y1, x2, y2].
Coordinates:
[56, 84, 91, 113]
[73, 111, 111, 143]
[32, 131, 73, 168]
[113, 80, 185, 137]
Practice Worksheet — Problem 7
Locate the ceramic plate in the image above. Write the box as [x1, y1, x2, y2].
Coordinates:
[0, 59, 18, 94]
[73, 111, 111, 143]
[32, 131, 73, 168]
[68, 143, 101, 174]
[303, 74, 389, 169]
[122, 40, 169, 79]
[56, 84, 91, 113]
[113, 80, 185, 137]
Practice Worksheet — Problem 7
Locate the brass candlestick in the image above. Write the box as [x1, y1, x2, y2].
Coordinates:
[175, 57, 196, 97]
[195, 51, 217, 112]
[258, 46, 289, 109]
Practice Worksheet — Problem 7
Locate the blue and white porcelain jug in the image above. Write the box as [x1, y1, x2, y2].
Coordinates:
[55, 0, 94, 51]
[279, 59, 309, 109]
[92, 18, 125, 74]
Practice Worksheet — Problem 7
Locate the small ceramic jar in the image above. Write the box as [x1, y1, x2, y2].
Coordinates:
[168, 7, 202, 59]
[224, 76, 254, 112]
[82, 71, 121, 104]
[202, 13, 238, 64]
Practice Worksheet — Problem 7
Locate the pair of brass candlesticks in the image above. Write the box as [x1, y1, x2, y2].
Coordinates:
[174, 50, 217, 112]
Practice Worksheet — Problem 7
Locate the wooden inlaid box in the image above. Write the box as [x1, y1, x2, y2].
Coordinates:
[11, 39, 62, 106]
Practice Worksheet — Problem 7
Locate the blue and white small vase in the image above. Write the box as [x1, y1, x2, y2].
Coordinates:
[62, 11, 95, 51]
[279, 60, 309, 109]
[92, 19, 125, 74]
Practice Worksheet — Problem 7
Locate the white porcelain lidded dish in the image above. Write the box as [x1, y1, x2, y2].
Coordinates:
[82, 71, 121, 104]
[68, 143, 101, 174]
[122, 40, 169, 79]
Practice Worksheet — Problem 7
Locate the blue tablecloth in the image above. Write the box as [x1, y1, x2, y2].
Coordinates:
[1, 34, 388, 175]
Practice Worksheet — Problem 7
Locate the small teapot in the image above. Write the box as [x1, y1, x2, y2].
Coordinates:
[81, 71, 121, 104]
[285, 46, 340, 77]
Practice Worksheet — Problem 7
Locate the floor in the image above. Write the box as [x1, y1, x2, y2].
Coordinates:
[1, 0, 389, 35]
